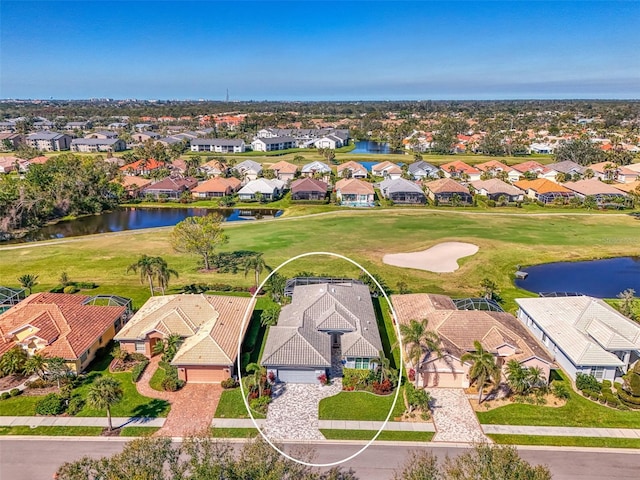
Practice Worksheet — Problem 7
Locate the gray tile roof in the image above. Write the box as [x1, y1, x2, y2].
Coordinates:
[71, 138, 122, 146]
[301, 161, 331, 174]
[27, 131, 66, 140]
[261, 282, 382, 368]
[547, 160, 586, 175]
[191, 138, 245, 146]
[234, 159, 262, 174]
[408, 160, 438, 176]
[379, 178, 424, 196]
[254, 136, 297, 145]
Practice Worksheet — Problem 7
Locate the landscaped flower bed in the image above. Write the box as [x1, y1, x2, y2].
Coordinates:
[341, 368, 397, 395]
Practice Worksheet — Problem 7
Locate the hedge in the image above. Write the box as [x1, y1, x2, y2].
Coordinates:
[131, 359, 150, 383]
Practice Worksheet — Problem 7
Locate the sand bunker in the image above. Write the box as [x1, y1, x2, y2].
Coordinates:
[383, 242, 479, 273]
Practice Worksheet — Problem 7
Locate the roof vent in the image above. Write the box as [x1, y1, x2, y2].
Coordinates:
[357, 296, 361, 301]
[331, 288, 336, 293]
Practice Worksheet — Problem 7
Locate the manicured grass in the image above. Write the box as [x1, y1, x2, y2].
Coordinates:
[120, 426, 161, 437]
[320, 429, 434, 442]
[488, 434, 640, 449]
[0, 426, 103, 436]
[210, 427, 259, 438]
[319, 390, 405, 421]
[373, 297, 401, 370]
[477, 372, 640, 428]
[0, 395, 41, 416]
[214, 388, 265, 419]
[149, 365, 167, 391]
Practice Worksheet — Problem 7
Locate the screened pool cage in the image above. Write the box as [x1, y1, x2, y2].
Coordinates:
[82, 295, 133, 315]
[0, 286, 27, 313]
[284, 277, 365, 297]
[453, 297, 505, 312]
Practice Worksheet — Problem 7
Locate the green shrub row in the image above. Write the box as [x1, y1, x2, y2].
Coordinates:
[161, 365, 185, 392]
[221, 378, 239, 389]
[131, 359, 150, 383]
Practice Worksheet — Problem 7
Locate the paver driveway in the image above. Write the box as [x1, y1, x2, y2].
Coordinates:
[429, 388, 489, 443]
[136, 356, 221, 437]
[264, 380, 341, 441]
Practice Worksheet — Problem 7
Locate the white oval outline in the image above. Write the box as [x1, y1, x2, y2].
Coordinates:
[236, 251, 404, 467]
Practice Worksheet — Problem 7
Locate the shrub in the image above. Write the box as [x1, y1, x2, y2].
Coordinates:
[601, 379, 612, 390]
[161, 365, 185, 392]
[0, 392, 10, 400]
[576, 373, 601, 393]
[131, 359, 149, 383]
[75, 282, 98, 289]
[221, 378, 239, 389]
[67, 397, 85, 416]
[408, 368, 416, 382]
[249, 395, 271, 414]
[317, 373, 329, 385]
[551, 382, 570, 400]
[342, 368, 371, 390]
[35, 394, 66, 415]
[9, 388, 21, 397]
[130, 353, 148, 362]
[373, 379, 393, 395]
[26, 378, 54, 389]
[63, 285, 79, 294]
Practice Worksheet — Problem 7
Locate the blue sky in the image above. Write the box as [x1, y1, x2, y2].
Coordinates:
[1, 1, 638, 100]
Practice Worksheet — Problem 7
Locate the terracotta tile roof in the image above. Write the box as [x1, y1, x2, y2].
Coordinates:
[424, 178, 470, 194]
[291, 177, 328, 194]
[0, 293, 125, 360]
[471, 179, 524, 196]
[511, 160, 552, 174]
[589, 161, 638, 176]
[119, 176, 152, 189]
[119, 158, 165, 172]
[144, 176, 198, 192]
[192, 176, 240, 194]
[611, 181, 640, 193]
[201, 160, 227, 172]
[335, 178, 375, 194]
[268, 160, 298, 174]
[372, 161, 402, 174]
[564, 179, 629, 196]
[515, 178, 572, 194]
[475, 160, 514, 173]
[337, 161, 367, 174]
[440, 160, 480, 175]
[28, 156, 49, 165]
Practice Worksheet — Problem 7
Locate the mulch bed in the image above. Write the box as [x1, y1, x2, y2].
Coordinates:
[0, 375, 26, 391]
[100, 427, 122, 437]
[21, 386, 59, 397]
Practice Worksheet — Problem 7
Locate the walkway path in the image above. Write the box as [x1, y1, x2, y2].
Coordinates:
[135, 356, 221, 437]
[0, 416, 164, 428]
[263, 381, 341, 441]
[429, 388, 489, 443]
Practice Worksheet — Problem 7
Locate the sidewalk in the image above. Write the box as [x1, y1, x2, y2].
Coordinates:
[483, 425, 640, 439]
[0, 416, 165, 428]
[212, 418, 435, 432]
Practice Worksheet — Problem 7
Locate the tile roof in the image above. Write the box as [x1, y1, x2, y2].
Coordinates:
[237, 178, 285, 195]
[475, 160, 514, 173]
[0, 293, 125, 360]
[372, 161, 402, 175]
[547, 160, 586, 175]
[119, 176, 152, 189]
[515, 178, 572, 194]
[261, 283, 382, 367]
[516, 296, 640, 366]
[589, 162, 638, 177]
[564, 179, 628, 196]
[424, 178, 470, 194]
[268, 160, 298, 174]
[379, 178, 424, 195]
[335, 178, 375, 195]
[234, 160, 262, 174]
[511, 161, 552, 174]
[440, 160, 480, 175]
[144, 176, 198, 192]
[471, 179, 525, 196]
[611, 180, 640, 193]
[191, 176, 240, 194]
[191, 138, 244, 146]
[119, 158, 165, 172]
[337, 161, 367, 175]
[291, 177, 328, 194]
[301, 161, 332, 174]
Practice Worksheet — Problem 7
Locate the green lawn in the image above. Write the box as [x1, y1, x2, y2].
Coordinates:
[0, 426, 103, 436]
[210, 427, 259, 438]
[373, 297, 400, 370]
[0, 395, 40, 416]
[320, 429, 433, 442]
[319, 390, 405, 421]
[149, 365, 167, 391]
[488, 434, 640, 449]
[214, 388, 265, 419]
[120, 426, 161, 437]
[477, 372, 640, 428]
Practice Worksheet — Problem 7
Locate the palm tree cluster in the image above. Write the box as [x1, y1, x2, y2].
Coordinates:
[505, 360, 546, 397]
[152, 333, 183, 362]
[461, 341, 502, 404]
[127, 255, 179, 296]
[399, 318, 442, 387]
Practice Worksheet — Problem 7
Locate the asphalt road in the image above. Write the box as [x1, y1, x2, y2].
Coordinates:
[1, 438, 639, 480]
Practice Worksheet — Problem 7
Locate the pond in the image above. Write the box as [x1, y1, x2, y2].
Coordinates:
[349, 141, 403, 154]
[515, 256, 640, 298]
[4, 207, 283, 244]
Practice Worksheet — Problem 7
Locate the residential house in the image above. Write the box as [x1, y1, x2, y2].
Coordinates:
[371, 161, 402, 180]
[392, 294, 553, 388]
[516, 296, 640, 382]
[0, 121, 17, 132]
[200, 159, 228, 177]
[251, 136, 297, 152]
[528, 142, 556, 154]
[257, 128, 349, 146]
[108, 122, 129, 130]
[336, 161, 367, 179]
[547, 160, 586, 179]
[0, 132, 24, 149]
[118, 176, 152, 197]
[190, 138, 246, 153]
[64, 121, 93, 131]
[511, 161, 558, 181]
[119, 158, 166, 176]
[86, 131, 119, 140]
[131, 131, 161, 143]
[407, 160, 439, 180]
[0, 156, 21, 174]
[475, 160, 520, 183]
[290, 178, 328, 201]
[142, 176, 198, 199]
[470, 179, 525, 202]
[612, 181, 640, 195]
[440, 160, 481, 181]
[564, 179, 629, 207]
[379, 178, 426, 204]
[70, 138, 126, 153]
[115, 294, 254, 383]
[191, 177, 241, 198]
[233, 160, 262, 181]
[237, 178, 285, 201]
[261, 282, 383, 383]
[514, 179, 574, 204]
[301, 161, 332, 182]
[134, 123, 157, 132]
[104, 157, 125, 167]
[268, 160, 298, 182]
[32, 118, 55, 130]
[311, 134, 346, 149]
[335, 178, 375, 207]
[0, 293, 130, 373]
[423, 178, 473, 205]
[589, 162, 639, 184]
[26, 132, 72, 151]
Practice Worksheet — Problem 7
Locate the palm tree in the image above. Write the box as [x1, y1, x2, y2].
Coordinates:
[86, 377, 123, 431]
[371, 350, 393, 383]
[617, 288, 637, 319]
[399, 319, 442, 387]
[18, 274, 39, 295]
[152, 333, 183, 362]
[505, 360, 528, 395]
[0, 346, 28, 376]
[245, 362, 266, 397]
[127, 255, 157, 296]
[243, 254, 270, 289]
[460, 341, 501, 404]
[24, 353, 47, 379]
[152, 257, 179, 295]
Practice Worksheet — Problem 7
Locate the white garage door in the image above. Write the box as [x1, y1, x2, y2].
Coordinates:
[277, 368, 320, 384]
